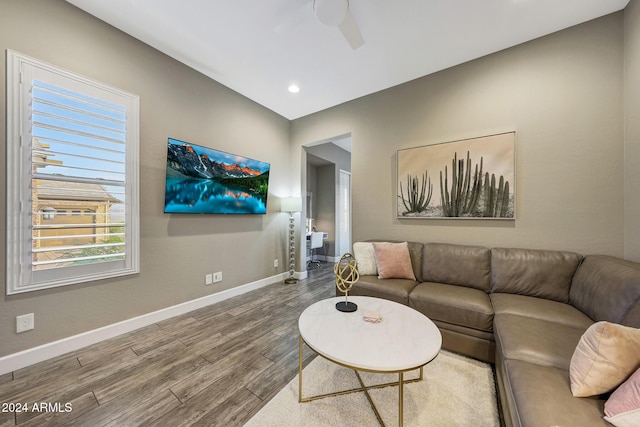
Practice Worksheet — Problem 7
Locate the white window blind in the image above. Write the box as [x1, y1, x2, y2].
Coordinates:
[6, 50, 139, 294]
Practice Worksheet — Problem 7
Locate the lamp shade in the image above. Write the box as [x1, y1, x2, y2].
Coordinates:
[281, 197, 302, 213]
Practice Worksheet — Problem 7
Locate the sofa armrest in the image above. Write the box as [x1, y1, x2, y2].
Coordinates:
[570, 255, 640, 327]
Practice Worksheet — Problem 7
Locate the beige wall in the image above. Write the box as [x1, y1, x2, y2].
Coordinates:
[0, 0, 291, 357]
[292, 12, 626, 257]
[625, 0, 640, 262]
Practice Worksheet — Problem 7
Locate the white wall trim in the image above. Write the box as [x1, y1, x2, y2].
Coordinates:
[0, 272, 291, 375]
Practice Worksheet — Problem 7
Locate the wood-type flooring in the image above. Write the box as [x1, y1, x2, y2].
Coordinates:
[0, 267, 335, 426]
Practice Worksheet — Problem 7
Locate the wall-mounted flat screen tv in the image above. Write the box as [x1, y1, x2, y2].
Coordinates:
[163, 138, 270, 214]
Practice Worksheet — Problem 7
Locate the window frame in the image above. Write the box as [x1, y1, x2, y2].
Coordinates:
[6, 50, 140, 295]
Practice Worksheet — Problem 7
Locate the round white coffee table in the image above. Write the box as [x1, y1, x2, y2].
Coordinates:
[298, 296, 442, 426]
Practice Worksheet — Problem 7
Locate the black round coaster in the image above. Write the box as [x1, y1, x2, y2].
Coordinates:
[335, 301, 358, 312]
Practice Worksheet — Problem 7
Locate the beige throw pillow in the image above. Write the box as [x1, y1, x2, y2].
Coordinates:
[372, 242, 416, 281]
[352, 242, 378, 276]
[570, 322, 640, 397]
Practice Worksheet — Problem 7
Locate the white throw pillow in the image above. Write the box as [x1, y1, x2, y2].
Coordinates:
[352, 242, 377, 276]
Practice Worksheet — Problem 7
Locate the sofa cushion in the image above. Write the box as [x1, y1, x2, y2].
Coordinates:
[431, 319, 495, 341]
[493, 313, 587, 370]
[348, 276, 417, 305]
[436, 323, 495, 363]
[490, 247, 583, 303]
[490, 293, 593, 330]
[502, 359, 610, 427]
[422, 243, 491, 292]
[372, 242, 416, 280]
[570, 321, 640, 397]
[570, 256, 640, 327]
[409, 282, 494, 332]
[352, 242, 377, 275]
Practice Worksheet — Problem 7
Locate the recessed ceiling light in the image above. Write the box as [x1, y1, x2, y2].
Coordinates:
[288, 84, 300, 93]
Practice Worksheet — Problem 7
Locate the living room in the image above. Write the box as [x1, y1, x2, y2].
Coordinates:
[1, 0, 640, 425]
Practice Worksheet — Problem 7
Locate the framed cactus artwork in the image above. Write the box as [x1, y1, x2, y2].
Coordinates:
[397, 132, 515, 219]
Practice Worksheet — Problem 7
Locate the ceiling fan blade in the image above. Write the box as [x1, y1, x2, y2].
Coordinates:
[338, 10, 364, 50]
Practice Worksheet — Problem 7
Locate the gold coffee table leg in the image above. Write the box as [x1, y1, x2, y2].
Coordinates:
[298, 335, 421, 426]
[355, 370, 385, 426]
[399, 371, 404, 426]
[298, 335, 303, 403]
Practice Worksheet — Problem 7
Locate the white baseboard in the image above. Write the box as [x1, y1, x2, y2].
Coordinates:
[0, 272, 292, 376]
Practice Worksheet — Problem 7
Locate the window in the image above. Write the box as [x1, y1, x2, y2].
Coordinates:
[6, 50, 139, 294]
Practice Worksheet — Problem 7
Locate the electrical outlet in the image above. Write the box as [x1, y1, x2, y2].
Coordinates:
[213, 271, 222, 283]
[16, 313, 34, 333]
[274, 259, 279, 268]
[205, 273, 213, 285]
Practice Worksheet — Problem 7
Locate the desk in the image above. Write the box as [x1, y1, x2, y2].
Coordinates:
[306, 232, 328, 240]
[306, 232, 327, 265]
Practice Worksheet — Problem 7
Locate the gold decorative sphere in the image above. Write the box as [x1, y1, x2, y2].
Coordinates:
[334, 252, 359, 294]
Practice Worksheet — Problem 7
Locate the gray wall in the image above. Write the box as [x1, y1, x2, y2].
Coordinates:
[625, 0, 640, 262]
[1, 0, 637, 360]
[0, 0, 291, 357]
[292, 12, 627, 258]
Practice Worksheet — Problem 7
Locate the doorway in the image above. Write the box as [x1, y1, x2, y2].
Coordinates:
[337, 169, 351, 256]
[303, 135, 352, 264]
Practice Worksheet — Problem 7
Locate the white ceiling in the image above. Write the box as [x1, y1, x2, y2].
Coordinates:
[66, 0, 629, 120]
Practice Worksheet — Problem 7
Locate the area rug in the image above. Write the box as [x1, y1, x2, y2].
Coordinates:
[244, 350, 499, 427]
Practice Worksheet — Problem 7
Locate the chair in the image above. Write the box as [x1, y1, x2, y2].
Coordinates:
[307, 232, 323, 269]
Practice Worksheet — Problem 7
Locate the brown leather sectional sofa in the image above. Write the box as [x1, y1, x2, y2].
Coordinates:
[344, 242, 640, 427]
